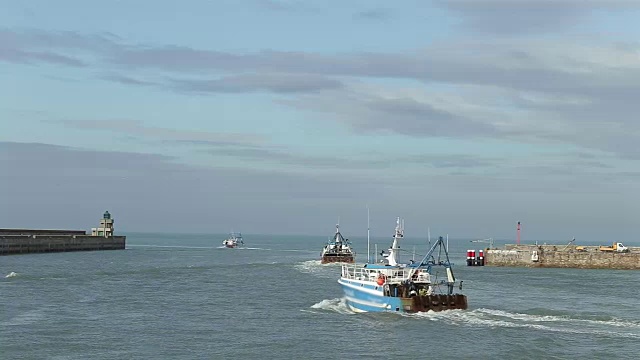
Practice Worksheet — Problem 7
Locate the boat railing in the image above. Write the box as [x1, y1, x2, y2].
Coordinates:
[341, 264, 431, 284]
[323, 244, 355, 255]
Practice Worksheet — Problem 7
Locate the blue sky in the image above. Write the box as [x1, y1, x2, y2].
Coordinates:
[1, 0, 639, 242]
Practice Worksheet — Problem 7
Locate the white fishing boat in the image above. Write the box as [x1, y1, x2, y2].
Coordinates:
[338, 216, 467, 313]
[320, 223, 355, 264]
[222, 232, 244, 248]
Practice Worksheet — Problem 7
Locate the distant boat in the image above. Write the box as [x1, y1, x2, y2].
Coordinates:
[222, 232, 244, 248]
[320, 224, 355, 264]
[338, 217, 467, 313]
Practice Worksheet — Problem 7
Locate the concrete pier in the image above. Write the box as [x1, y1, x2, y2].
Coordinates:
[0, 233, 125, 255]
[0, 211, 126, 256]
[485, 244, 640, 270]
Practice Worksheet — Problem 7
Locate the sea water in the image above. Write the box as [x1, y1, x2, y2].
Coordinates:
[2, 233, 639, 359]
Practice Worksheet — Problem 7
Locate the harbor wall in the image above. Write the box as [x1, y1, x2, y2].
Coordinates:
[0, 229, 87, 236]
[0, 232, 126, 255]
[485, 245, 640, 270]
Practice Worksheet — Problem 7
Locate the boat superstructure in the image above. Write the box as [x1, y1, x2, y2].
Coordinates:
[338, 217, 467, 313]
[320, 223, 355, 264]
[222, 232, 244, 248]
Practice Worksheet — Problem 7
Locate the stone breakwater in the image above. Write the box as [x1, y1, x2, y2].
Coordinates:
[485, 244, 640, 270]
[0, 229, 125, 255]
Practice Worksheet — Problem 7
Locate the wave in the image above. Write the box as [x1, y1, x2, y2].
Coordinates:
[5, 272, 18, 278]
[409, 308, 640, 338]
[1, 308, 46, 326]
[307, 296, 640, 338]
[278, 249, 317, 253]
[219, 247, 312, 252]
[293, 260, 342, 279]
[308, 297, 355, 315]
[128, 244, 214, 249]
[476, 308, 640, 329]
[128, 244, 273, 251]
[215, 245, 272, 250]
[128, 244, 313, 253]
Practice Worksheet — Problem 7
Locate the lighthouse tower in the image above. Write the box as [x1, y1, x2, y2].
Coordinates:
[92, 211, 115, 237]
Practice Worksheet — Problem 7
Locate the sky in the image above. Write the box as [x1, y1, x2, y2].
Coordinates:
[1, 0, 639, 242]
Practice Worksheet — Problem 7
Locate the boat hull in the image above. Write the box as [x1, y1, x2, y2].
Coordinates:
[339, 278, 467, 313]
[321, 255, 355, 264]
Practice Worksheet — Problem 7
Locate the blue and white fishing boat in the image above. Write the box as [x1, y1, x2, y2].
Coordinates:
[338, 216, 467, 313]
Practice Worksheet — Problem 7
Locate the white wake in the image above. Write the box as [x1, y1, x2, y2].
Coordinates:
[308, 297, 355, 315]
[409, 308, 640, 338]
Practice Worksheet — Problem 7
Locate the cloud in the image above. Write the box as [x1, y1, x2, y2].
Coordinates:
[8, 28, 640, 98]
[100, 74, 156, 86]
[436, 0, 640, 34]
[409, 154, 498, 169]
[0, 28, 119, 49]
[48, 119, 266, 146]
[0, 28, 115, 66]
[203, 144, 501, 171]
[95, 38, 640, 140]
[0, 50, 86, 66]
[280, 90, 499, 138]
[99, 35, 637, 158]
[1, 136, 636, 239]
[0, 142, 177, 175]
[6, 28, 640, 158]
[168, 73, 344, 94]
[200, 142, 629, 186]
[42, 116, 508, 176]
[204, 146, 371, 169]
[0, 142, 390, 234]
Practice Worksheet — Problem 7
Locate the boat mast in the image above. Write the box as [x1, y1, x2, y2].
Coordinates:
[387, 217, 403, 266]
[367, 206, 370, 264]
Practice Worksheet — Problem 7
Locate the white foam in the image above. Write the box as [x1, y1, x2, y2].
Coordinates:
[128, 244, 214, 249]
[293, 260, 341, 279]
[477, 308, 640, 329]
[309, 297, 355, 315]
[278, 249, 316, 253]
[296, 259, 321, 270]
[409, 308, 640, 338]
[129, 244, 307, 252]
[5, 272, 17, 278]
[1, 308, 46, 326]
[218, 246, 272, 250]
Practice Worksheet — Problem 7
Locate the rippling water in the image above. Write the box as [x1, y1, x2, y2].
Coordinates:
[2, 233, 639, 359]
